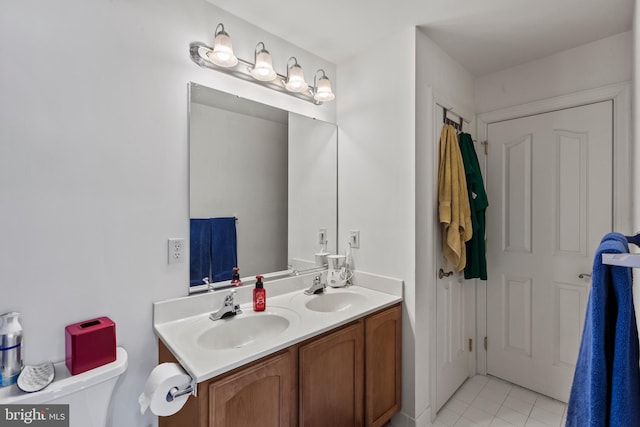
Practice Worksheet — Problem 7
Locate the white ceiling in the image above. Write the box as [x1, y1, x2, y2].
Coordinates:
[206, 0, 634, 77]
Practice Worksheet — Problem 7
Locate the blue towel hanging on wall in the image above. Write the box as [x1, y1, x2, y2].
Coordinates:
[566, 232, 640, 426]
[189, 218, 212, 286]
[210, 217, 238, 282]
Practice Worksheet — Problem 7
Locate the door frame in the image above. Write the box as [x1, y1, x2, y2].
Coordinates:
[475, 81, 632, 375]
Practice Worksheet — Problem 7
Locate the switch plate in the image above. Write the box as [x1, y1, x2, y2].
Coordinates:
[318, 228, 327, 245]
[349, 230, 360, 249]
[168, 238, 185, 264]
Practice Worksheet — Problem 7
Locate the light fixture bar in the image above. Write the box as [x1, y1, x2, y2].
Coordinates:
[189, 40, 334, 106]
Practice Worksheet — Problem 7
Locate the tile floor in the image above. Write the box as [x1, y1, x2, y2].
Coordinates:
[433, 375, 567, 427]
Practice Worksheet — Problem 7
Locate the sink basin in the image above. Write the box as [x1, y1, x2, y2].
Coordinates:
[196, 311, 292, 350]
[305, 292, 367, 313]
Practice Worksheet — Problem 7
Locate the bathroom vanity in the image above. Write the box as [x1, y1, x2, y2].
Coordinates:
[154, 272, 403, 427]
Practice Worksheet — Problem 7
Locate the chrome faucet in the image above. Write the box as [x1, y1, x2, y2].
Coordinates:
[304, 274, 326, 295]
[210, 290, 242, 321]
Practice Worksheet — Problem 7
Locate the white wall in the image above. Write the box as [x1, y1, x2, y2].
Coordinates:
[190, 102, 288, 279]
[336, 25, 418, 421]
[475, 31, 633, 113]
[0, 1, 335, 426]
[336, 25, 476, 426]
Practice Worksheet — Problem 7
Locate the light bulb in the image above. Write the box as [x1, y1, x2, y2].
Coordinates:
[251, 49, 277, 81]
[314, 76, 335, 102]
[207, 26, 238, 68]
[285, 64, 308, 93]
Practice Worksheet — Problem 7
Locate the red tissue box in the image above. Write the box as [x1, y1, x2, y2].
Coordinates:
[65, 316, 116, 375]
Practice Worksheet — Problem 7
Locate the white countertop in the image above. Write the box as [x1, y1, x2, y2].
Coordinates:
[153, 271, 403, 383]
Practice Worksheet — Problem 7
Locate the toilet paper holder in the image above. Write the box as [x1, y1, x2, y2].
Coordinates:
[166, 381, 195, 402]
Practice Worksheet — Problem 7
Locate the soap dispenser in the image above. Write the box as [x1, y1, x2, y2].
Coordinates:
[231, 267, 242, 287]
[0, 312, 23, 387]
[253, 276, 266, 312]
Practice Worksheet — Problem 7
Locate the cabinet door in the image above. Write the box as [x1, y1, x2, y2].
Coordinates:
[299, 321, 364, 427]
[209, 350, 294, 427]
[365, 304, 402, 427]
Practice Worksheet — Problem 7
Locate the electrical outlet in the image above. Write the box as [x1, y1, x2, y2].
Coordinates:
[168, 238, 185, 264]
[318, 228, 327, 245]
[349, 230, 360, 248]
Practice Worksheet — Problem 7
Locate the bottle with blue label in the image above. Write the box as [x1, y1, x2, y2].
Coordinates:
[1, 312, 23, 386]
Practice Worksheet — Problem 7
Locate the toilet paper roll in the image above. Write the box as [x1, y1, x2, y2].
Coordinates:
[138, 363, 192, 416]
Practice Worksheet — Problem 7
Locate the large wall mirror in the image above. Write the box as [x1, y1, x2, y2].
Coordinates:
[189, 82, 338, 292]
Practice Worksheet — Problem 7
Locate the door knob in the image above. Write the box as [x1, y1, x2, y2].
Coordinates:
[439, 268, 454, 279]
[578, 273, 592, 279]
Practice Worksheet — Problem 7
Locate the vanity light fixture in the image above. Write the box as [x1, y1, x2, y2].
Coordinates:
[284, 57, 309, 93]
[250, 42, 277, 81]
[189, 22, 335, 105]
[313, 69, 335, 102]
[207, 23, 238, 67]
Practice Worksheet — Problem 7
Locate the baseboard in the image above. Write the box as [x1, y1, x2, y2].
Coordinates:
[391, 407, 433, 427]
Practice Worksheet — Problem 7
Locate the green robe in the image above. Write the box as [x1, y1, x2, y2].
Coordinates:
[458, 133, 488, 280]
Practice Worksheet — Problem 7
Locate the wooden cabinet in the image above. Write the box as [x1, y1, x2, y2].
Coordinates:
[299, 321, 364, 427]
[158, 345, 296, 427]
[365, 304, 402, 427]
[298, 304, 402, 427]
[208, 350, 296, 427]
[158, 303, 401, 427]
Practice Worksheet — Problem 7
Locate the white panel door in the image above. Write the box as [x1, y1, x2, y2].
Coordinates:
[485, 101, 613, 402]
[435, 106, 471, 412]
[436, 270, 468, 411]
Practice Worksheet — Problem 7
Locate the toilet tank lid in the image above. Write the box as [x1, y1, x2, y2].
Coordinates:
[0, 346, 128, 404]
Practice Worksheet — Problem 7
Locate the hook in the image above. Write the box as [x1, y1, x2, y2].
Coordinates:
[626, 233, 640, 247]
[443, 108, 463, 131]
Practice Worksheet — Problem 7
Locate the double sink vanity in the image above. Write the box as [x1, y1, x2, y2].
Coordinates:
[154, 270, 403, 427]
[177, 82, 402, 426]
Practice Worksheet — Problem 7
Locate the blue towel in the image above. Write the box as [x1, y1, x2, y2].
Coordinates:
[210, 217, 238, 282]
[190, 219, 212, 286]
[566, 232, 640, 426]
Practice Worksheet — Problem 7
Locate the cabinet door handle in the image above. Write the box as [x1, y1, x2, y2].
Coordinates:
[439, 269, 454, 279]
[578, 273, 592, 279]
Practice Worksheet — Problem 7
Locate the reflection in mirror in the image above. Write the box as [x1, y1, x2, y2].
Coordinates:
[188, 83, 337, 293]
[288, 112, 338, 272]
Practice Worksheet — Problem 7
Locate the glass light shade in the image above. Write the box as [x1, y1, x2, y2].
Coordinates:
[285, 64, 308, 93]
[207, 32, 238, 67]
[314, 76, 335, 102]
[251, 50, 277, 81]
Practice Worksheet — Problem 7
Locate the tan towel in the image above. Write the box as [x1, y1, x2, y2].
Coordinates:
[438, 125, 472, 271]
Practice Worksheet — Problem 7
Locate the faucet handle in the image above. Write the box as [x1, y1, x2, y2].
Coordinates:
[314, 275, 326, 289]
[224, 290, 236, 304]
[305, 274, 326, 295]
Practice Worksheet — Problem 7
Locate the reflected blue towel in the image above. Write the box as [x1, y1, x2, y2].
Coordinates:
[210, 217, 238, 282]
[566, 232, 640, 426]
[190, 219, 211, 286]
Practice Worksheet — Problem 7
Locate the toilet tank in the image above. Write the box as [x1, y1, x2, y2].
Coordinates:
[0, 346, 127, 427]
